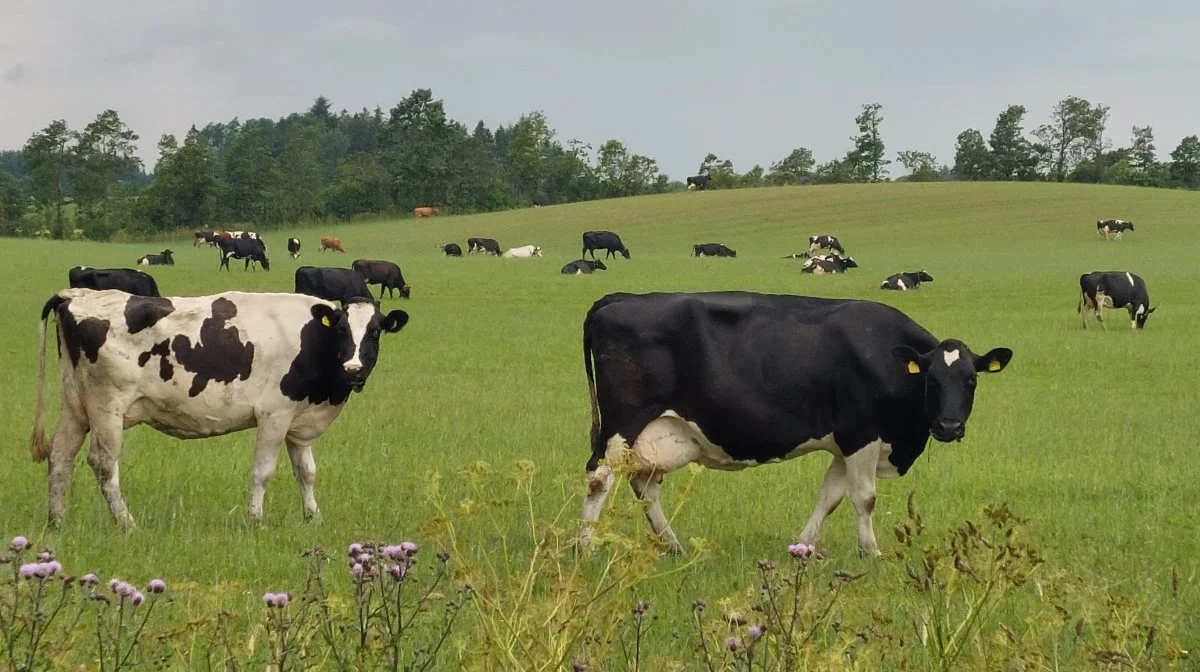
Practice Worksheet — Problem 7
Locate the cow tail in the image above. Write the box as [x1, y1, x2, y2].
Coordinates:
[583, 306, 600, 452]
[31, 295, 65, 462]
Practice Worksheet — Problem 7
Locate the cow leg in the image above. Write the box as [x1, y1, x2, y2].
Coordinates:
[86, 414, 135, 528]
[797, 455, 847, 548]
[578, 464, 615, 553]
[46, 400, 89, 528]
[248, 420, 289, 523]
[285, 439, 320, 521]
[844, 441, 883, 557]
[629, 474, 683, 554]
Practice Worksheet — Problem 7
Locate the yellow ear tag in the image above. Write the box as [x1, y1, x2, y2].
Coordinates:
[321, 316, 331, 327]
[987, 360, 1002, 372]
[907, 361, 921, 374]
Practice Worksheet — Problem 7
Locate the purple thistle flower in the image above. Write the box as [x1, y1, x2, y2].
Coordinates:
[787, 543, 815, 560]
[131, 591, 145, 606]
[46, 561, 62, 576]
[81, 573, 99, 587]
[388, 564, 406, 581]
[274, 593, 290, 608]
[18, 564, 37, 579]
[10, 536, 29, 552]
[382, 545, 404, 560]
[31, 563, 51, 579]
[356, 552, 372, 565]
[748, 625, 764, 641]
[572, 661, 589, 671]
[109, 578, 120, 592]
[115, 581, 135, 598]
[37, 551, 53, 562]
[400, 541, 418, 555]
[347, 543, 363, 557]
[263, 592, 278, 607]
[351, 563, 364, 580]
[724, 635, 741, 652]
[148, 579, 166, 593]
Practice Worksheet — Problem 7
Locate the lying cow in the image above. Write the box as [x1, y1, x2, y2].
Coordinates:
[808, 235, 845, 256]
[137, 250, 174, 266]
[467, 237, 501, 256]
[414, 206, 439, 218]
[351, 259, 411, 299]
[68, 267, 161, 297]
[693, 243, 736, 258]
[218, 236, 270, 271]
[1079, 271, 1156, 329]
[503, 245, 543, 259]
[31, 288, 409, 528]
[440, 243, 463, 257]
[801, 255, 858, 274]
[561, 259, 607, 275]
[577, 291, 1013, 556]
[319, 236, 346, 253]
[295, 266, 373, 305]
[1096, 219, 1134, 240]
[288, 237, 302, 260]
[881, 270, 934, 291]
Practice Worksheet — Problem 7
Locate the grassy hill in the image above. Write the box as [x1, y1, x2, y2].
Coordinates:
[2, 182, 1197, 666]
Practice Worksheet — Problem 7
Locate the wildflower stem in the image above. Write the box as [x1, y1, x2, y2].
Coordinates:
[116, 595, 157, 670]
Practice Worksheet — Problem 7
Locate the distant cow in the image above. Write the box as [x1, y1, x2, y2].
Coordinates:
[31, 288, 409, 528]
[782, 252, 812, 260]
[68, 267, 161, 297]
[561, 259, 607, 275]
[693, 243, 736, 258]
[137, 250, 175, 266]
[808, 235, 845, 256]
[288, 237, 302, 260]
[881, 270, 934, 291]
[503, 245, 543, 259]
[801, 256, 858, 274]
[582, 231, 630, 260]
[1079, 271, 1156, 329]
[414, 207, 439, 218]
[225, 230, 261, 240]
[1097, 219, 1134, 240]
[440, 243, 463, 257]
[295, 266, 373, 305]
[193, 230, 218, 247]
[467, 237, 501, 256]
[218, 236, 270, 271]
[352, 259, 411, 299]
[319, 236, 346, 253]
[686, 175, 711, 190]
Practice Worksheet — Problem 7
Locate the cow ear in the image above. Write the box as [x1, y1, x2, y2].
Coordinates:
[974, 348, 1013, 374]
[311, 303, 339, 328]
[893, 345, 927, 375]
[1147, 306, 1157, 314]
[381, 310, 409, 333]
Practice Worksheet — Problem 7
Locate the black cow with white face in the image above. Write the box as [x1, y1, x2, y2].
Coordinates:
[686, 175, 711, 190]
[881, 270, 934, 291]
[68, 267, 162, 297]
[801, 255, 858, 274]
[1079, 271, 1156, 329]
[218, 236, 270, 271]
[1097, 219, 1134, 240]
[440, 243, 463, 257]
[288, 237, 302, 260]
[137, 250, 174, 266]
[351, 259, 411, 299]
[561, 259, 608, 275]
[693, 243, 737, 258]
[577, 291, 1013, 557]
[467, 237, 501, 256]
[809, 235, 845, 255]
[31, 288, 409, 528]
[295, 266, 373, 305]
[582, 231, 630, 260]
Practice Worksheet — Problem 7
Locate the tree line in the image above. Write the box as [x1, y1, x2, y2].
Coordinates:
[2, 89, 1199, 240]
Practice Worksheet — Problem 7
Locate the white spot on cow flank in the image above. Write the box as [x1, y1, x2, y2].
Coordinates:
[897, 277, 907, 291]
[942, 349, 961, 367]
[1126, 272, 1135, 287]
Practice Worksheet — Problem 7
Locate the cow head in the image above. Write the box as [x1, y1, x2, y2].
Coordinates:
[593, 260, 607, 271]
[840, 256, 858, 269]
[399, 284, 412, 299]
[917, 270, 934, 283]
[893, 339, 1012, 442]
[1134, 303, 1156, 329]
[311, 300, 409, 392]
[620, 248, 631, 259]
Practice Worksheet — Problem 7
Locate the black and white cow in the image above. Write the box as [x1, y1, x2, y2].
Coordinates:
[809, 235, 845, 256]
[193, 230, 218, 247]
[295, 266, 373, 305]
[881, 270, 934, 291]
[351, 259, 411, 299]
[561, 259, 608, 275]
[30, 288, 409, 528]
[440, 243, 463, 257]
[218, 236, 270, 271]
[693, 243, 737, 258]
[137, 250, 175, 266]
[782, 252, 812, 260]
[68, 267, 161, 297]
[288, 237, 302, 260]
[467, 237, 501, 256]
[582, 231, 631, 260]
[686, 175, 711, 190]
[801, 256, 858, 274]
[1096, 219, 1134, 240]
[1078, 271, 1156, 329]
[577, 291, 1013, 556]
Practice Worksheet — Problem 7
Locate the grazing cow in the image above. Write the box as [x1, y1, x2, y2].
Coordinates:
[218, 236, 270, 271]
[137, 250, 175, 266]
[414, 206, 439, 218]
[561, 259, 608, 275]
[193, 230, 218, 247]
[801, 256, 858, 274]
[351, 259, 411, 299]
[808, 235, 845, 256]
[1097, 219, 1134, 240]
[576, 291, 1013, 556]
[294, 266, 373, 305]
[467, 237, 501, 256]
[881, 270, 934, 291]
[582, 231, 631, 260]
[30, 288, 409, 528]
[782, 252, 812, 260]
[288, 237, 302, 260]
[693, 243, 737, 258]
[502, 244, 543, 259]
[1078, 271, 1156, 329]
[686, 175, 711, 190]
[440, 243, 463, 257]
[319, 236, 346, 253]
[68, 267, 161, 298]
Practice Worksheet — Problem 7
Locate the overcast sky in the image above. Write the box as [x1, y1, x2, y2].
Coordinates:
[2, 0, 1197, 178]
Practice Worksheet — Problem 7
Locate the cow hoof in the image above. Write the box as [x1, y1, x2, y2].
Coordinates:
[303, 509, 321, 523]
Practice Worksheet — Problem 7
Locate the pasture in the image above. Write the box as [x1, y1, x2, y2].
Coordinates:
[2, 181, 1199, 665]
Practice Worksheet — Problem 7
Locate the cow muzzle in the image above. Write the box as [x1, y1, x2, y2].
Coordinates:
[931, 420, 965, 442]
[343, 362, 365, 390]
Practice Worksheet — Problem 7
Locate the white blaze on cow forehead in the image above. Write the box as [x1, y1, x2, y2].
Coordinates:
[343, 304, 376, 371]
[942, 349, 961, 367]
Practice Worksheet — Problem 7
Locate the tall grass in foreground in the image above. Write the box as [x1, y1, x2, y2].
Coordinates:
[2, 461, 1188, 670]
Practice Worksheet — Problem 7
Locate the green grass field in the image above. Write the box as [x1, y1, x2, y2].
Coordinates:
[2, 181, 1199, 665]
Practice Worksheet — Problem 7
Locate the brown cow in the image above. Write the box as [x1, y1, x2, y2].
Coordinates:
[319, 236, 346, 253]
[414, 207, 439, 218]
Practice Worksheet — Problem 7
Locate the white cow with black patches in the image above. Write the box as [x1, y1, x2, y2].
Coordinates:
[31, 288, 408, 529]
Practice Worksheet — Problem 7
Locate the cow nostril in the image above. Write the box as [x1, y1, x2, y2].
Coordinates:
[938, 420, 964, 434]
